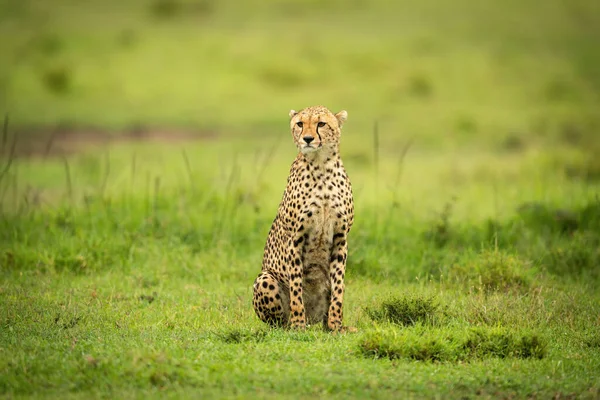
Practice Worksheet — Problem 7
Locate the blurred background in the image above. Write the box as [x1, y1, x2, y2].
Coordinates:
[3, 3, 600, 396]
[0, 0, 599, 156]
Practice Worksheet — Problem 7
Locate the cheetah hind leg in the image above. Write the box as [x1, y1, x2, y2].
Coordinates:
[253, 272, 290, 327]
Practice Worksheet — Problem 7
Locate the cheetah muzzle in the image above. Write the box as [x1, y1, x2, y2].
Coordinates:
[253, 105, 355, 332]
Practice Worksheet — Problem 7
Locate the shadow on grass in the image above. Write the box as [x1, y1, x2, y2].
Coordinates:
[210, 328, 268, 344]
[209, 327, 324, 344]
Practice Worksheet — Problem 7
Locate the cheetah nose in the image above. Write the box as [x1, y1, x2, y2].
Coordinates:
[303, 136, 314, 144]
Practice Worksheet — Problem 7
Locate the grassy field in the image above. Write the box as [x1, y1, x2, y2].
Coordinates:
[2, 0, 600, 398]
[2, 0, 600, 148]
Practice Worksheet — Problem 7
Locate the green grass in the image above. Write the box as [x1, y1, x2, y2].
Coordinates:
[1, 136, 600, 398]
[358, 326, 548, 362]
[365, 294, 440, 326]
[2, 0, 600, 398]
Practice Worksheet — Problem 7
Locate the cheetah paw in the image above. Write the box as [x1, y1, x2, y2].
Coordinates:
[332, 326, 358, 335]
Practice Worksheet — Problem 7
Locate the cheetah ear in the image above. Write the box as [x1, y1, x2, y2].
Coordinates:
[289, 109, 297, 119]
[335, 110, 348, 127]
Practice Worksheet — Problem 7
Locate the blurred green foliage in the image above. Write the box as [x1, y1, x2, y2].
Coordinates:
[0, 0, 599, 151]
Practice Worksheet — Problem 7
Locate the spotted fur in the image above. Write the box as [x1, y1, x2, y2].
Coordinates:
[252, 105, 355, 332]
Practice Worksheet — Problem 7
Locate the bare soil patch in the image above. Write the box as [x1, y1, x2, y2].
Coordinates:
[2, 124, 216, 159]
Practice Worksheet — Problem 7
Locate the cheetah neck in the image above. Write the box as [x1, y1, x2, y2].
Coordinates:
[300, 148, 340, 166]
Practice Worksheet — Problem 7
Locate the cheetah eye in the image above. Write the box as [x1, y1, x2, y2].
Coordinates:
[296, 121, 303, 128]
[317, 122, 326, 128]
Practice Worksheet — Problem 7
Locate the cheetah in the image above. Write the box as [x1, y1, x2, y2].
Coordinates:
[252, 105, 355, 332]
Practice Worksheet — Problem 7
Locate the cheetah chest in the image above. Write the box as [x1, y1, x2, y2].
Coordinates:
[301, 176, 346, 277]
[297, 175, 347, 324]
[304, 203, 335, 266]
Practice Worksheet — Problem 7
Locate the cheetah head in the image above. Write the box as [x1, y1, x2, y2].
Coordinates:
[289, 105, 347, 155]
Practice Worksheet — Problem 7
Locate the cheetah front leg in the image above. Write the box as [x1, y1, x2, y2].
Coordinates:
[327, 231, 352, 332]
[288, 235, 307, 329]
